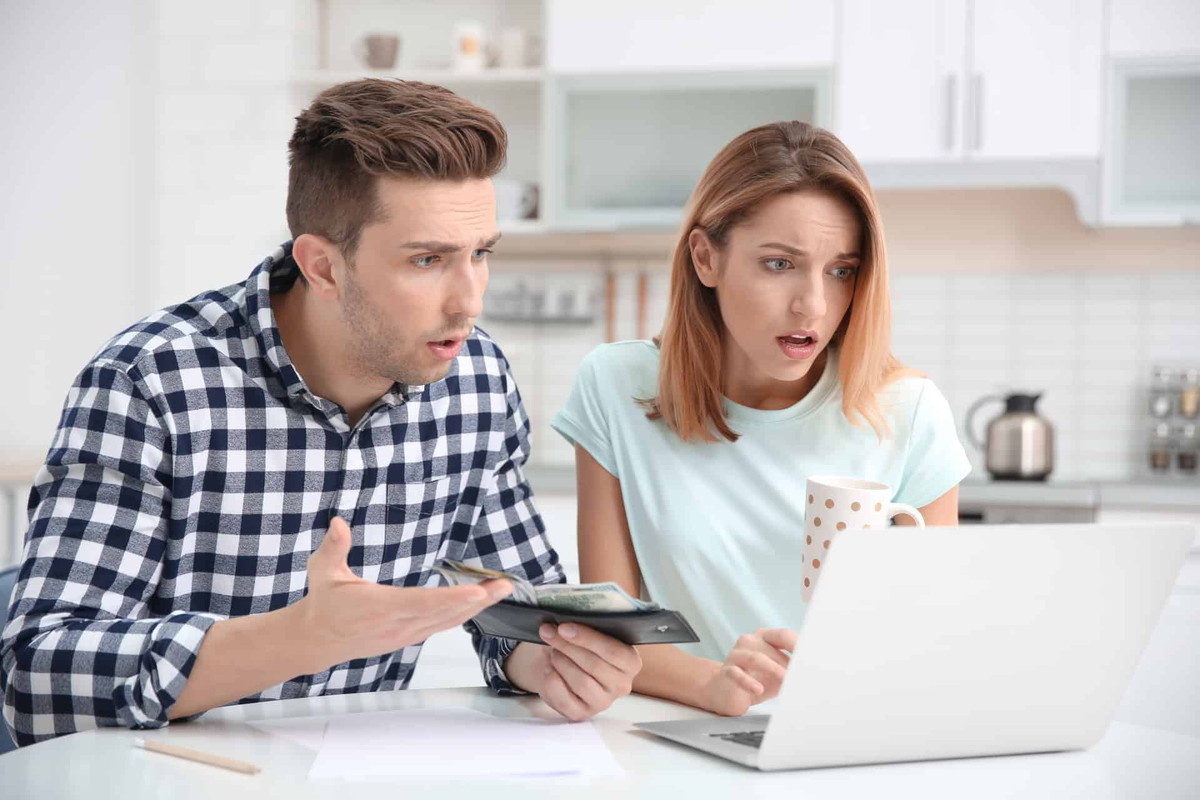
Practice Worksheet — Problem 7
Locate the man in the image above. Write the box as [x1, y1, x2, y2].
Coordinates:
[1, 79, 640, 746]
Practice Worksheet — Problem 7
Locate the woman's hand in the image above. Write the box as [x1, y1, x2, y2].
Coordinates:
[700, 628, 798, 716]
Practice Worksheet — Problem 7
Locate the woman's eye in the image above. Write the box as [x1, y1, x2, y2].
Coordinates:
[413, 255, 439, 268]
[831, 267, 858, 281]
[764, 258, 791, 271]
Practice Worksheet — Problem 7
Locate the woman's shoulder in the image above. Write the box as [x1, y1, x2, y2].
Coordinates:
[879, 371, 955, 437]
[579, 339, 660, 383]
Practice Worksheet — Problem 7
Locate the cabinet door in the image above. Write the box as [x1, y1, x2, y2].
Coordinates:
[970, 0, 1104, 159]
[546, 0, 835, 72]
[1109, 0, 1200, 58]
[836, 0, 967, 161]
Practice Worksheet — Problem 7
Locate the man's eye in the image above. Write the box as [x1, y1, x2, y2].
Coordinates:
[472, 248, 493, 261]
[764, 258, 791, 271]
[413, 255, 439, 268]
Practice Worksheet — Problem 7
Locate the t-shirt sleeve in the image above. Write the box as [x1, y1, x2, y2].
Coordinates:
[551, 347, 618, 476]
[893, 380, 973, 509]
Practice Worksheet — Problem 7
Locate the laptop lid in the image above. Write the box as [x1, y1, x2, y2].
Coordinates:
[758, 523, 1194, 770]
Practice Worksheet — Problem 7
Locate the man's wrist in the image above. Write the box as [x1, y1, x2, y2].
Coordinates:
[501, 641, 543, 694]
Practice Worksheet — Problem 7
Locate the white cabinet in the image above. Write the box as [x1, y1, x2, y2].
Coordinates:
[1109, 0, 1200, 58]
[836, 0, 967, 162]
[971, 0, 1103, 159]
[546, 0, 836, 73]
[836, 0, 1104, 162]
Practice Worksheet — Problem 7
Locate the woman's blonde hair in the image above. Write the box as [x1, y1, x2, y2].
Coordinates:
[645, 120, 911, 443]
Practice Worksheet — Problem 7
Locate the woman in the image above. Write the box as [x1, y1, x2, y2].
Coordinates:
[550, 121, 971, 716]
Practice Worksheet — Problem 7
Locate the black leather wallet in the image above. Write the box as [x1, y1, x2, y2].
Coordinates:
[470, 600, 700, 646]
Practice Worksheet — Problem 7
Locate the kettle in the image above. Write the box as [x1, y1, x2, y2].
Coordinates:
[965, 392, 1055, 481]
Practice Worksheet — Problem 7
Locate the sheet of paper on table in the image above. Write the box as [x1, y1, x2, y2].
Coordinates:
[261, 708, 623, 781]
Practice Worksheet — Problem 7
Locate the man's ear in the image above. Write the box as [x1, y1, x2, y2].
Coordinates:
[291, 234, 342, 297]
[689, 228, 720, 288]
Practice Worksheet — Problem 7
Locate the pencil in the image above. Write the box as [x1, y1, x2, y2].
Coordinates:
[132, 737, 261, 775]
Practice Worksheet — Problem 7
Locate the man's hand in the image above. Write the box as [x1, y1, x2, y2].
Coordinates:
[700, 628, 797, 716]
[297, 516, 513, 673]
[505, 624, 642, 721]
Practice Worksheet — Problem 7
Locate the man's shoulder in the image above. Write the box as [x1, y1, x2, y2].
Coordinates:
[88, 280, 251, 380]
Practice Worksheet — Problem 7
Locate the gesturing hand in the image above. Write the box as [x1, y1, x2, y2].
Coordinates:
[297, 517, 512, 673]
[701, 628, 798, 716]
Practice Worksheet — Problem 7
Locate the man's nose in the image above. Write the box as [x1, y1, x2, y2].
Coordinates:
[446, 259, 486, 320]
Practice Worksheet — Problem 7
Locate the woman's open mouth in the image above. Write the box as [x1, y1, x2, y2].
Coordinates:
[776, 332, 818, 360]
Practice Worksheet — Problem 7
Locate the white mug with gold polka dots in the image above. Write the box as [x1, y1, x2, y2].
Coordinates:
[802, 475, 924, 602]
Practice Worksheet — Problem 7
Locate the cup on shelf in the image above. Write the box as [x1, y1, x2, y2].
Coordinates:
[357, 33, 400, 70]
[497, 27, 540, 69]
[452, 21, 486, 72]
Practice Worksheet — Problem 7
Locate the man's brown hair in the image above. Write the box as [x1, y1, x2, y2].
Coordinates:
[286, 79, 507, 261]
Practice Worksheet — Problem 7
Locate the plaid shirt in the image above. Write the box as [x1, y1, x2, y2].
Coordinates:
[1, 243, 563, 746]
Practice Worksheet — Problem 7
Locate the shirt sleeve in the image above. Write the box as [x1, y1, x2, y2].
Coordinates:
[460, 352, 565, 694]
[550, 347, 618, 476]
[892, 380, 973, 510]
[1, 363, 223, 746]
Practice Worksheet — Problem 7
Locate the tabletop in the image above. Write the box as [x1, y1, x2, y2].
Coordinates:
[2, 686, 1199, 799]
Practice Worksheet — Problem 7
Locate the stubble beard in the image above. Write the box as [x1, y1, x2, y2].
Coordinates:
[341, 268, 448, 387]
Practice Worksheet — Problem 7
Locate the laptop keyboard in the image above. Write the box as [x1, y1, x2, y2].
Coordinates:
[709, 730, 766, 749]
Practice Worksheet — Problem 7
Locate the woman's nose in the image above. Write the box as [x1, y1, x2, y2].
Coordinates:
[790, 273, 827, 319]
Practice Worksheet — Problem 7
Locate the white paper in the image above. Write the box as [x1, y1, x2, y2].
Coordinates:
[307, 708, 623, 781]
[249, 717, 329, 753]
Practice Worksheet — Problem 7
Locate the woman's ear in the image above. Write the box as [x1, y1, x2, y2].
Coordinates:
[689, 228, 720, 288]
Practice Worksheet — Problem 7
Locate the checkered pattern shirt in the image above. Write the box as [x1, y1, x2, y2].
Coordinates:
[1, 243, 564, 746]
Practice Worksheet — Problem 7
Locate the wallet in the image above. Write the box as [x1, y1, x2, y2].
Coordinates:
[470, 600, 700, 646]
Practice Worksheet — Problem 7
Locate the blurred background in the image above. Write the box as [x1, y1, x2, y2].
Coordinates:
[0, 0, 1198, 728]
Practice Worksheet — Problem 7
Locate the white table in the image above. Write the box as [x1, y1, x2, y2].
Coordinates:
[2, 687, 1199, 799]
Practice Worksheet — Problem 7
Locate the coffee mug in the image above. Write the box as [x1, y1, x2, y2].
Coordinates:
[801, 475, 924, 602]
[357, 33, 400, 70]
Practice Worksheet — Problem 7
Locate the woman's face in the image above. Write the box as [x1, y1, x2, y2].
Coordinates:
[691, 190, 862, 408]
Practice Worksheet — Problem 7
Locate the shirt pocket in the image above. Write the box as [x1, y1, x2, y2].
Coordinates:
[385, 472, 466, 541]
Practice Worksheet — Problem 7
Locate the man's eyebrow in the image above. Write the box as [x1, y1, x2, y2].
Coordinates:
[758, 242, 860, 259]
[400, 232, 503, 253]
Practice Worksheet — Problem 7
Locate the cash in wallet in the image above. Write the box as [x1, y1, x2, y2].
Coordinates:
[433, 560, 699, 646]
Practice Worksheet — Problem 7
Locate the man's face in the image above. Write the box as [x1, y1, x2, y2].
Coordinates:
[340, 176, 497, 386]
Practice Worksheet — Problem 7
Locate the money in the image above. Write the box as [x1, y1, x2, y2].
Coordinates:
[434, 559, 538, 605]
[433, 560, 659, 613]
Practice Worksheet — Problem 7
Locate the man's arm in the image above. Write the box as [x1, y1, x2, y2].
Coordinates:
[1, 363, 222, 745]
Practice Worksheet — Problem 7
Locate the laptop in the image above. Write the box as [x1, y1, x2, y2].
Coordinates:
[635, 522, 1195, 770]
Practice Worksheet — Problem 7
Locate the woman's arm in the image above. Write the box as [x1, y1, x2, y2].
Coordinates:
[895, 485, 960, 526]
[575, 445, 788, 714]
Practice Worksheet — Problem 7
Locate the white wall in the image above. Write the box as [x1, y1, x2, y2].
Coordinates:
[0, 1, 155, 465]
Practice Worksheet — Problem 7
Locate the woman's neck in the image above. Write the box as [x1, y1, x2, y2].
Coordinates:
[723, 347, 828, 411]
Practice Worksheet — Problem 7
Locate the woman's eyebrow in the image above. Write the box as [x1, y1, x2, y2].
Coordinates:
[758, 241, 860, 259]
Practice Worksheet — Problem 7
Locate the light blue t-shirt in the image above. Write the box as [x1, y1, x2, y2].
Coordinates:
[551, 341, 971, 662]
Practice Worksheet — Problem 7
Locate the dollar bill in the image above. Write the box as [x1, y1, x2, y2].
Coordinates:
[433, 559, 538, 605]
[433, 560, 659, 613]
[534, 583, 660, 613]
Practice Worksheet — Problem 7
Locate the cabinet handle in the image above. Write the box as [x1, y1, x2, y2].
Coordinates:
[972, 73, 984, 152]
[943, 74, 957, 151]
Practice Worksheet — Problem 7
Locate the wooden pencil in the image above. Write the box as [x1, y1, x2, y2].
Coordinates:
[132, 737, 261, 775]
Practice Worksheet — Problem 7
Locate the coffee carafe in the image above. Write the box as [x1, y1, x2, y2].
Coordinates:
[965, 392, 1055, 481]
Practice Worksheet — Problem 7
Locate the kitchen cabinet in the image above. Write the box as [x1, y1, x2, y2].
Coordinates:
[1109, 0, 1200, 58]
[545, 0, 836, 73]
[836, 0, 1104, 162]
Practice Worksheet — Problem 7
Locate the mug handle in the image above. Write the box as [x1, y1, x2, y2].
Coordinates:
[887, 503, 925, 528]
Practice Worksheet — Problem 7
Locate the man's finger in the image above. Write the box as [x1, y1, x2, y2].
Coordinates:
[549, 649, 609, 710]
[540, 666, 591, 722]
[541, 630, 628, 695]
[543, 623, 641, 675]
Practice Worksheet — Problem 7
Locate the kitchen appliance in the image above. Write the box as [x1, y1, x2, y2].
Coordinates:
[966, 392, 1054, 481]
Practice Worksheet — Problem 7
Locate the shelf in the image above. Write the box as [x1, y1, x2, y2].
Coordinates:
[292, 68, 544, 87]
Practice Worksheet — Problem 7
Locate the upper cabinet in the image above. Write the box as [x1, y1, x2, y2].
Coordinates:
[836, 0, 967, 161]
[837, 0, 1103, 162]
[971, 0, 1103, 159]
[1109, 0, 1200, 58]
[546, 0, 836, 72]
